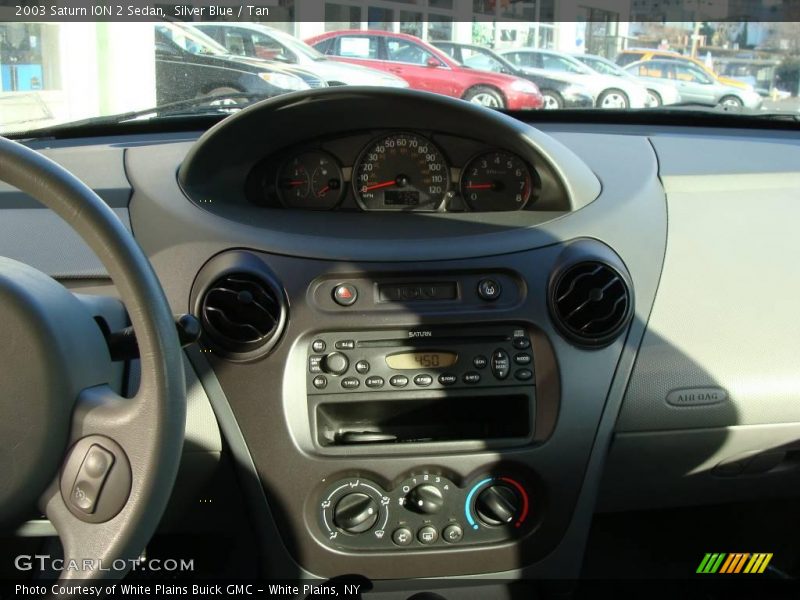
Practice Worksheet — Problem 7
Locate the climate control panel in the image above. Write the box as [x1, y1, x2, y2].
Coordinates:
[318, 471, 534, 551]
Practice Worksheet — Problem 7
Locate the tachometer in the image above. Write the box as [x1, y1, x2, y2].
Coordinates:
[277, 150, 343, 210]
[461, 151, 533, 211]
[354, 133, 449, 211]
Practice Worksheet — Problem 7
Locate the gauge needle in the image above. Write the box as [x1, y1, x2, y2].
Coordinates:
[465, 183, 493, 190]
[286, 180, 306, 187]
[363, 180, 396, 192]
[317, 185, 330, 197]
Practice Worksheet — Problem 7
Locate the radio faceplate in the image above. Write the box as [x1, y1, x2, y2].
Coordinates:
[306, 325, 535, 395]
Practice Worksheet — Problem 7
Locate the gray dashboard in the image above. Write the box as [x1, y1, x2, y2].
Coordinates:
[4, 97, 800, 579]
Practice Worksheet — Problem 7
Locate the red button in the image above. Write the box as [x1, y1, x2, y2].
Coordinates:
[333, 284, 358, 306]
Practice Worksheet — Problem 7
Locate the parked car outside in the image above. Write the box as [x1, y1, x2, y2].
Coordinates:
[433, 41, 594, 110]
[155, 22, 322, 105]
[500, 48, 649, 109]
[616, 48, 752, 90]
[625, 59, 764, 109]
[194, 22, 409, 89]
[572, 53, 681, 107]
[305, 30, 543, 110]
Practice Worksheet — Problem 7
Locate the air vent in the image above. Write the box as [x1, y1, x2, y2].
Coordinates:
[550, 261, 632, 347]
[199, 272, 285, 358]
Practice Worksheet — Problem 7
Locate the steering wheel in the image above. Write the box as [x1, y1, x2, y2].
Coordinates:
[0, 136, 185, 581]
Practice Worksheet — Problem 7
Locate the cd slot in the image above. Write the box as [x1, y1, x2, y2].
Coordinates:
[358, 334, 509, 349]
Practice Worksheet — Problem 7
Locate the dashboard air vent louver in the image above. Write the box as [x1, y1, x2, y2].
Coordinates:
[200, 272, 284, 357]
[550, 261, 632, 347]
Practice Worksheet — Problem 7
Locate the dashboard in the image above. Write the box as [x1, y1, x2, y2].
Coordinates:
[4, 88, 800, 586]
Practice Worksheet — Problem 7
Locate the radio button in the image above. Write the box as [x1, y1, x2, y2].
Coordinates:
[414, 374, 433, 387]
[312, 375, 328, 389]
[341, 377, 360, 389]
[463, 372, 481, 385]
[311, 339, 326, 353]
[491, 349, 510, 380]
[515, 369, 533, 381]
[390, 375, 409, 388]
[365, 376, 385, 388]
[322, 352, 349, 376]
[335, 340, 355, 350]
[473, 355, 488, 369]
[355, 360, 370, 374]
[514, 353, 532, 366]
[309, 355, 323, 373]
[438, 374, 457, 386]
[512, 337, 531, 350]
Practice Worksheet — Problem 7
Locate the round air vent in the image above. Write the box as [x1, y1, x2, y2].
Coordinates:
[199, 272, 285, 359]
[550, 261, 632, 347]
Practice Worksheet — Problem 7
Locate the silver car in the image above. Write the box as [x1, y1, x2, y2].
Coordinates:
[500, 48, 650, 109]
[572, 53, 681, 107]
[625, 59, 763, 109]
[194, 22, 409, 89]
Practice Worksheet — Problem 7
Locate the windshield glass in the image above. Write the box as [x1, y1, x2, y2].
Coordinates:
[2, 4, 798, 135]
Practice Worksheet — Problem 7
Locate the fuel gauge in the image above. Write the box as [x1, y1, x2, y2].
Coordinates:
[277, 151, 344, 210]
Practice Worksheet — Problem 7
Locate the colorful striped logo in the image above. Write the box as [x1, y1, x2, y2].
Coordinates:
[697, 553, 773, 574]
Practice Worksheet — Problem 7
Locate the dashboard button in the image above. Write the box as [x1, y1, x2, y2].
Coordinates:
[333, 284, 358, 306]
[491, 349, 510, 380]
[335, 340, 355, 350]
[463, 372, 481, 385]
[365, 376, 385, 389]
[413, 374, 433, 387]
[442, 524, 463, 543]
[438, 373, 457, 386]
[308, 356, 323, 373]
[473, 355, 488, 369]
[417, 525, 439, 545]
[512, 337, 531, 350]
[311, 339, 326, 353]
[392, 527, 413, 547]
[514, 353, 532, 365]
[515, 369, 533, 381]
[322, 352, 349, 375]
[355, 360, 370, 374]
[477, 278, 502, 302]
[390, 375, 409, 388]
[341, 377, 360, 389]
[312, 375, 328, 389]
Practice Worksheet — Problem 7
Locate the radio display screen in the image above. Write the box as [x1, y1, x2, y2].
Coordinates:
[386, 352, 457, 370]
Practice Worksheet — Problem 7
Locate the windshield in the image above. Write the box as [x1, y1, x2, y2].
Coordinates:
[2, 7, 798, 135]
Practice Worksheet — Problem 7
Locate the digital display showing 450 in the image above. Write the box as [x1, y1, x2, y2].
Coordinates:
[385, 352, 458, 370]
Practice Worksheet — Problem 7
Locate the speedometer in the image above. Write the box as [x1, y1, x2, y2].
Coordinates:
[353, 133, 449, 211]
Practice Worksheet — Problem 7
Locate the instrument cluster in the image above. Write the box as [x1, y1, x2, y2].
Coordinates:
[251, 131, 540, 212]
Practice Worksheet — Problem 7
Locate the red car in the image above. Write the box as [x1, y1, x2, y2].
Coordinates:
[305, 30, 543, 110]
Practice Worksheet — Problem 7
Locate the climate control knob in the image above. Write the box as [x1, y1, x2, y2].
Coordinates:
[333, 492, 379, 533]
[322, 352, 349, 376]
[475, 484, 521, 526]
[405, 484, 444, 515]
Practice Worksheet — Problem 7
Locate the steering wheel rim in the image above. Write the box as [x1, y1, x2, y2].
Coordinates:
[0, 136, 185, 581]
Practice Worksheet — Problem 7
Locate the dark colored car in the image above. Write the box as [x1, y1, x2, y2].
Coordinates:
[155, 23, 324, 105]
[306, 29, 543, 110]
[433, 41, 594, 110]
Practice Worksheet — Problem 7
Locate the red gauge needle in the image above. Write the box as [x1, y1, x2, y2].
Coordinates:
[286, 180, 306, 187]
[317, 185, 330, 197]
[363, 180, 396, 192]
[465, 183, 493, 190]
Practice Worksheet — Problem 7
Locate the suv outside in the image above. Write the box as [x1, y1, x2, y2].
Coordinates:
[305, 30, 543, 110]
